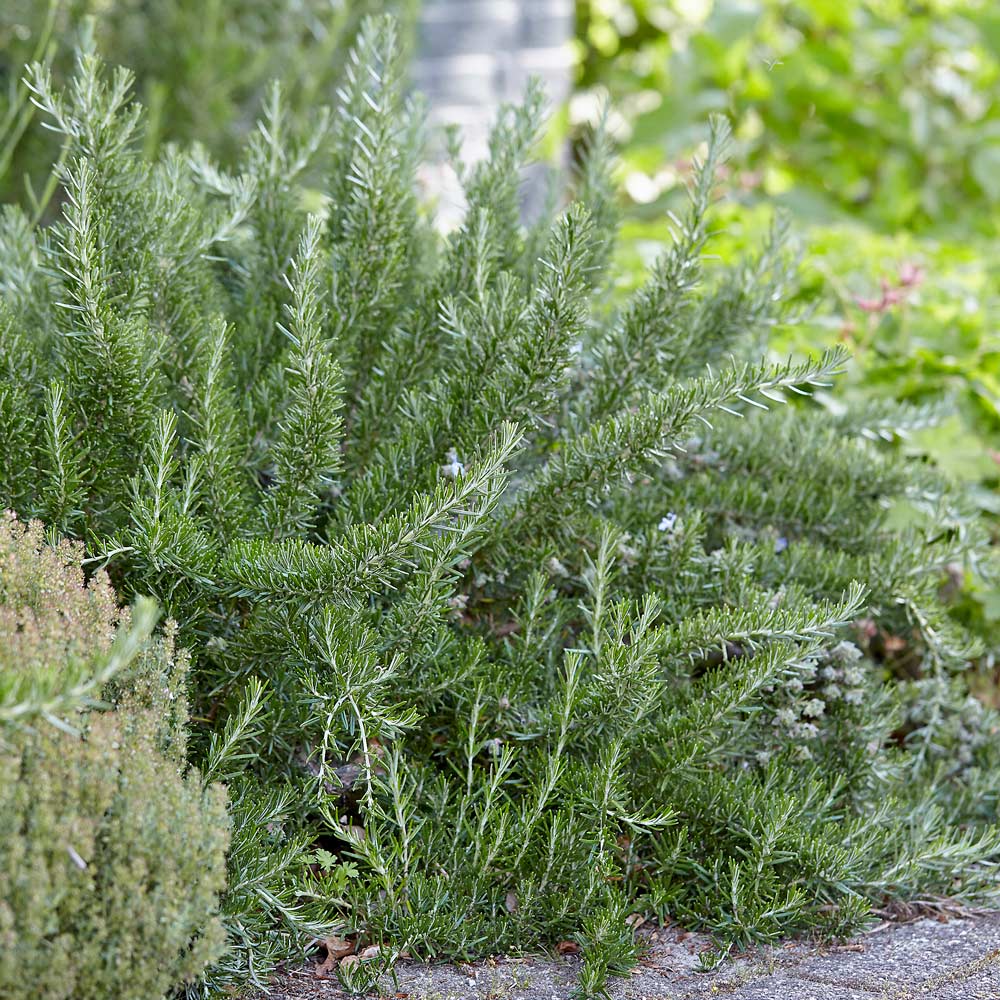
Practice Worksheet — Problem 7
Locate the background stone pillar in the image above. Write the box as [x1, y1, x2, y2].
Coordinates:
[412, 0, 576, 223]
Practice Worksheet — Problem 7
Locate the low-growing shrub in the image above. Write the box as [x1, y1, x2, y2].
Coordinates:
[0, 512, 230, 1000]
[1, 18, 999, 994]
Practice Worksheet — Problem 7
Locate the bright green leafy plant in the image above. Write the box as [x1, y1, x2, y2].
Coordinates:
[576, 0, 1000, 233]
[2, 19, 1000, 996]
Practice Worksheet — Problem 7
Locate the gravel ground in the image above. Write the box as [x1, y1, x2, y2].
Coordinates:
[250, 912, 1000, 999]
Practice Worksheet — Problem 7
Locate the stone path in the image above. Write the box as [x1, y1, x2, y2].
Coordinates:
[256, 914, 1000, 999]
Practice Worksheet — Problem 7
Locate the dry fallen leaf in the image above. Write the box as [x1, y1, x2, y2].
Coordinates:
[324, 935, 356, 959]
[340, 954, 360, 969]
[359, 944, 382, 960]
[625, 912, 646, 930]
[505, 891, 518, 914]
[857, 618, 878, 640]
[315, 934, 356, 978]
[883, 633, 908, 653]
[556, 940, 580, 956]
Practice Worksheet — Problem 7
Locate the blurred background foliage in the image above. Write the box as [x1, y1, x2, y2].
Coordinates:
[573, 0, 1000, 639]
[0, 0, 415, 207]
[575, 0, 1000, 231]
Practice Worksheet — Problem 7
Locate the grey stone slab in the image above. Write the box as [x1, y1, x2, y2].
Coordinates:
[419, 22, 518, 60]
[787, 917, 1000, 994]
[695, 973, 886, 999]
[411, 56, 500, 105]
[388, 957, 574, 999]
[519, 12, 576, 50]
[922, 946, 1000, 998]
[616, 963, 775, 1000]
[268, 956, 581, 999]
[250, 916, 1000, 1000]
[421, 0, 522, 20]
[925, 964, 1000, 998]
[502, 49, 574, 105]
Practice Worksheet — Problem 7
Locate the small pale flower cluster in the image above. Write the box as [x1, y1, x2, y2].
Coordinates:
[770, 701, 820, 758]
[617, 531, 639, 569]
[764, 643, 867, 762]
[654, 512, 685, 549]
[547, 557, 570, 578]
[473, 568, 507, 588]
[682, 437, 721, 468]
[766, 658, 821, 759]
[954, 695, 989, 767]
[658, 512, 678, 533]
[818, 641, 866, 706]
[660, 457, 685, 482]
[440, 447, 464, 479]
[904, 676, 992, 770]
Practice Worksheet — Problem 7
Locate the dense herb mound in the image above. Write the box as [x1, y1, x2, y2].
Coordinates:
[0, 512, 230, 1000]
[1, 19, 998, 996]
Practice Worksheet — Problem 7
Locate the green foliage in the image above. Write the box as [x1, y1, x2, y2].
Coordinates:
[0, 512, 230, 1000]
[576, 0, 1000, 233]
[2, 23, 1000, 997]
[574, 0, 1000, 641]
[0, 0, 415, 206]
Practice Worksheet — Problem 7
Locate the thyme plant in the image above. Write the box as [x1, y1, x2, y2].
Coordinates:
[0, 512, 229, 1000]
